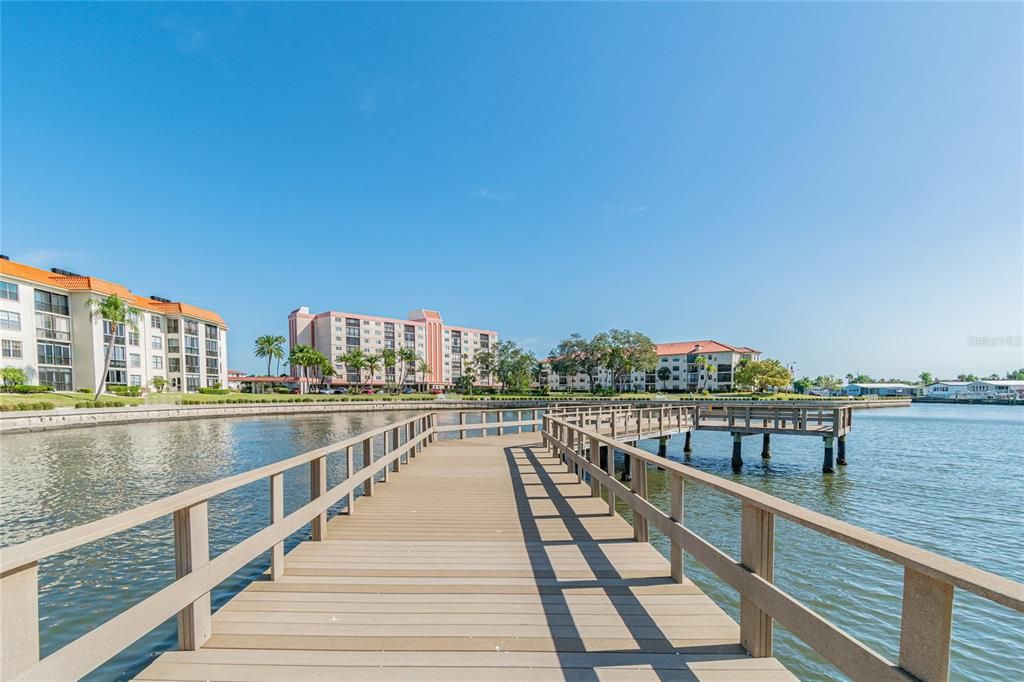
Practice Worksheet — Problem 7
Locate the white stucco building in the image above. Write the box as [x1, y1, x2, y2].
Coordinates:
[540, 340, 760, 392]
[1, 257, 228, 392]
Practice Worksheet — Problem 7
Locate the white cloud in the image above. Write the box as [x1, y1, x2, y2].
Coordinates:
[13, 250, 85, 268]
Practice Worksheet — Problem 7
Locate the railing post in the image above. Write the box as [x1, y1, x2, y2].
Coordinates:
[383, 431, 393, 482]
[0, 562, 39, 678]
[498, 410, 505, 435]
[362, 437, 374, 496]
[631, 457, 649, 542]
[346, 445, 356, 514]
[531, 409, 538, 432]
[310, 455, 327, 540]
[406, 422, 414, 460]
[669, 473, 683, 582]
[589, 435, 600, 498]
[175, 500, 212, 650]
[426, 414, 435, 444]
[899, 567, 954, 681]
[459, 412, 466, 439]
[740, 501, 775, 657]
[392, 426, 402, 470]
[413, 419, 421, 455]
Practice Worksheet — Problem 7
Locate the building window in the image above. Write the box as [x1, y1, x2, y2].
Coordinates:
[184, 335, 199, 353]
[153, 355, 163, 369]
[0, 281, 19, 301]
[167, 337, 180, 354]
[185, 355, 200, 373]
[130, 353, 141, 368]
[206, 357, 219, 375]
[168, 357, 181, 372]
[152, 335, 163, 350]
[167, 318, 179, 334]
[186, 375, 200, 391]
[151, 316, 162, 330]
[0, 311, 21, 331]
[106, 345, 126, 368]
[106, 369, 127, 385]
[39, 368, 71, 391]
[183, 319, 199, 336]
[102, 320, 126, 343]
[130, 374, 142, 387]
[206, 376, 219, 388]
[205, 339, 219, 356]
[2, 339, 23, 358]
[34, 290, 70, 316]
[37, 342, 72, 366]
[205, 323, 218, 339]
[127, 329, 139, 346]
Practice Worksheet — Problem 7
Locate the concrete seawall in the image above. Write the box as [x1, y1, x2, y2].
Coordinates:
[0, 398, 910, 434]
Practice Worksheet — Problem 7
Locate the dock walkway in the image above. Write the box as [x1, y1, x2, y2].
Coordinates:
[135, 433, 795, 681]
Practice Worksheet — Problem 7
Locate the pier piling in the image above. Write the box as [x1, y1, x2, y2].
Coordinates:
[621, 452, 632, 481]
[761, 433, 771, 459]
[683, 431, 692, 454]
[658, 436, 668, 458]
[822, 436, 835, 474]
[837, 435, 847, 465]
[731, 433, 743, 470]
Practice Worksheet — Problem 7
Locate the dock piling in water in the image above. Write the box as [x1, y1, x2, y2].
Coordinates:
[683, 430, 692, 453]
[732, 432, 743, 470]
[761, 433, 771, 459]
[822, 435, 835, 473]
[837, 435, 847, 465]
[657, 436, 668, 457]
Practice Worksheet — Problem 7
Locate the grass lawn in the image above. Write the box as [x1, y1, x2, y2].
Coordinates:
[0, 392, 145, 407]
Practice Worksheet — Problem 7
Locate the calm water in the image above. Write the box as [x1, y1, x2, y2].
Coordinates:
[0, 404, 1021, 680]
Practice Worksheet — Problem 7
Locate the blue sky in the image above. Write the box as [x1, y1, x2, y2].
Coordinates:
[3, 2, 1021, 379]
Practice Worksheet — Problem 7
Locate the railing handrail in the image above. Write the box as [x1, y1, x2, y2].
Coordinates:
[546, 411, 1022, 611]
[0, 413, 426, 575]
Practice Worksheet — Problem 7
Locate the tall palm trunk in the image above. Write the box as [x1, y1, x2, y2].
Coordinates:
[94, 335, 116, 402]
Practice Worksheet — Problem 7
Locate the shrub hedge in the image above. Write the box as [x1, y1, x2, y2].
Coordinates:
[0, 402, 56, 411]
[75, 400, 129, 408]
[197, 387, 231, 395]
[2, 385, 55, 394]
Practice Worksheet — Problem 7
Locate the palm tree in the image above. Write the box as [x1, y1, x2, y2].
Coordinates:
[416, 358, 432, 391]
[694, 355, 712, 392]
[364, 353, 383, 391]
[85, 294, 138, 402]
[397, 347, 417, 390]
[254, 335, 286, 377]
[657, 366, 672, 391]
[338, 349, 367, 392]
[380, 348, 397, 394]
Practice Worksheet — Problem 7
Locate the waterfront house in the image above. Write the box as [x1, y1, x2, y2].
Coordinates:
[924, 381, 971, 399]
[965, 379, 1024, 400]
[841, 382, 920, 397]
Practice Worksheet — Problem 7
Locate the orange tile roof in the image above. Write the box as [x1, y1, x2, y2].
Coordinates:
[655, 340, 759, 356]
[0, 258, 226, 327]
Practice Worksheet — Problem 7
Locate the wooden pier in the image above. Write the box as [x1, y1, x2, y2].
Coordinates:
[1, 406, 1021, 682]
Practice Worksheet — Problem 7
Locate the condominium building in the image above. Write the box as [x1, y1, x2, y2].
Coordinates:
[540, 340, 760, 392]
[0, 257, 228, 392]
[288, 307, 498, 388]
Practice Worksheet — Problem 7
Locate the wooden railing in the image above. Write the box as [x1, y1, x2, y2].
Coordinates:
[541, 409, 1024, 682]
[696, 402, 853, 435]
[0, 413, 437, 681]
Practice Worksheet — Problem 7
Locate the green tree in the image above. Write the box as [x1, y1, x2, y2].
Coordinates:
[1006, 368, 1024, 380]
[693, 355, 713, 392]
[605, 329, 657, 392]
[473, 350, 496, 386]
[792, 376, 813, 394]
[493, 340, 536, 392]
[656, 366, 672, 390]
[1, 366, 27, 387]
[957, 373, 978, 382]
[919, 371, 934, 386]
[254, 335, 286, 377]
[550, 333, 606, 392]
[530, 360, 544, 390]
[364, 353, 382, 391]
[85, 294, 138, 401]
[416, 358, 432, 390]
[289, 344, 324, 391]
[397, 347, 418, 390]
[454, 374, 475, 394]
[338, 349, 367, 391]
[380, 348, 398, 394]
[814, 375, 844, 392]
[151, 376, 167, 393]
[735, 359, 792, 393]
